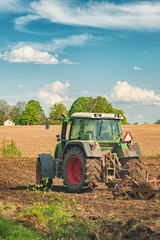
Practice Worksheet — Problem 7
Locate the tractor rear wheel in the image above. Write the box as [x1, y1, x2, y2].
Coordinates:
[62, 147, 101, 193]
[36, 158, 52, 189]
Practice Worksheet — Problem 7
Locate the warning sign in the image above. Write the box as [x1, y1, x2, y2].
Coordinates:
[123, 132, 133, 142]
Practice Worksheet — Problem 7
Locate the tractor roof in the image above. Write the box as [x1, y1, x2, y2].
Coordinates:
[71, 112, 123, 119]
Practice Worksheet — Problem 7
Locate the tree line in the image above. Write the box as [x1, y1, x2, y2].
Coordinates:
[1, 96, 159, 125]
[0, 96, 127, 125]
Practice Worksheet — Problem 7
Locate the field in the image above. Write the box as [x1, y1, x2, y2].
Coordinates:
[0, 124, 160, 157]
[0, 125, 160, 239]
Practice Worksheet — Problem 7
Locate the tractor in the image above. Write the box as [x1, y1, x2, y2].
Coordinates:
[36, 112, 145, 193]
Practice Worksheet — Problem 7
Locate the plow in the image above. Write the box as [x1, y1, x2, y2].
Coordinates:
[36, 112, 159, 200]
[108, 174, 160, 200]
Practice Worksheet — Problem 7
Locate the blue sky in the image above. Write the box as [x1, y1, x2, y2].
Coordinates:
[0, 0, 160, 124]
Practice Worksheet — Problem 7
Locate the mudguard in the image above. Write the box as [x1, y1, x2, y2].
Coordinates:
[122, 142, 142, 158]
[64, 141, 102, 158]
[38, 154, 55, 179]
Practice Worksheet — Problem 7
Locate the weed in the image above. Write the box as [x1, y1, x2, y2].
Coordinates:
[16, 191, 73, 237]
[48, 146, 55, 157]
[1, 140, 22, 157]
[16, 189, 93, 239]
[3, 203, 15, 210]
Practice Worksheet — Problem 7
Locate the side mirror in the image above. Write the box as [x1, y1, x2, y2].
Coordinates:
[56, 135, 60, 141]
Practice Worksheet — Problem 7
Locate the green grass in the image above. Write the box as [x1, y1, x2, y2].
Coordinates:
[142, 154, 160, 157]
[0, 217, 48, 240]
[15, 189, 92, 239]
[1, 188, 123, 240]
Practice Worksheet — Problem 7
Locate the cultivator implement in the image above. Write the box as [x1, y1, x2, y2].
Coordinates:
[107, 172, 160, 200]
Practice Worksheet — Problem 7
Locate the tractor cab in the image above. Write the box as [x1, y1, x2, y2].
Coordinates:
[69, 113, 122, 141]
[69, 113, 123, 141]
[54, 113, 124, 161]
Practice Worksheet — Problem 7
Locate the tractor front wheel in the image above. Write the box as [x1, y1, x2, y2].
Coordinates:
[63, 147, 101, 193]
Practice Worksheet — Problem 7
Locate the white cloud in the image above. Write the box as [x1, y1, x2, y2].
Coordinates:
[133, 66, 142, 71]
[49, 34, 92, 52]
[0, 46, 59, 64]
[26, 0, 160, 30]
[0, 45, 76, 64]
[9, 34, 91, 53]
[15, 15, 40, 32]
[17, 84, 26, 88]
[0, 0, 24, 13]
[2, 1, 160, 31]
[0, 34, 90, 64]
[38, 81, 73, 106]
[61, 59, 76, 65]
[109, 81, 160, 105]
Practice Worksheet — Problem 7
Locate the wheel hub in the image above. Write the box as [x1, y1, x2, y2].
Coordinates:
[67, 156, 82, 185]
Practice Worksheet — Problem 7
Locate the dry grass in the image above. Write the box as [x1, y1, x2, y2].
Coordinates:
[0, 124, 159, 157]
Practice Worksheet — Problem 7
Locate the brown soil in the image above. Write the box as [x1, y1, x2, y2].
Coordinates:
[1, 156, 160, 239]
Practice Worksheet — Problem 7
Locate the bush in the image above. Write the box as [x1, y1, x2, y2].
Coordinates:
[1, 140, 22, 157]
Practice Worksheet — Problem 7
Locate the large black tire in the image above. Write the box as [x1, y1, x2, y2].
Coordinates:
[62, 147, 101, 193]
[127, 158, 146, 181]
[36, 158, 52, 189]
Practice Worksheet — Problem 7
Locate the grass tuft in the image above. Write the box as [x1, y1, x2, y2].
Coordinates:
[0, 216, 48, 240]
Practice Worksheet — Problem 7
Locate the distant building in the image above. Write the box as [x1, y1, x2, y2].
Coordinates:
[4, 120, 15, 126]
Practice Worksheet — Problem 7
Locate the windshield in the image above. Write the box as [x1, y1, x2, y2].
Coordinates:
[70, 118, 121, 141]
[96, 119, 121, 140]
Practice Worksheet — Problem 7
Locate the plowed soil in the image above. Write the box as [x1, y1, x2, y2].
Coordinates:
[1, 156, 160, 239]
[0, 125, 160, 239]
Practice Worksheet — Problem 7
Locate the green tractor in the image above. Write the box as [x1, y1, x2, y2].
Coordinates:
[36, 112, 144, 192]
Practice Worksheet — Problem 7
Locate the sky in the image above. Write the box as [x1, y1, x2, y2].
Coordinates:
[0, 0, 160, 124]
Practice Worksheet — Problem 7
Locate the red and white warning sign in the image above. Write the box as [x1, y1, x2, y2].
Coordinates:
[123, 132, 133, 143]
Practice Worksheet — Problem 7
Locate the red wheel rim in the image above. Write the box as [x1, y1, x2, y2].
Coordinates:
[67, 156, 82, 185]
[37, 164, 41, 184]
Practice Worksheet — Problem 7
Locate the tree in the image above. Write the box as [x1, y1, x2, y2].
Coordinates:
[0, 109, 5, 125]
[27, 100, 46, 125]
[69, 97, 88, 117]
[154, 119, 160, 124]
[69, 96, 113, 117]
[20, 104, 40, 125]
[20, 100, 46, 125]
[27, 100, 43, 113]
[9, 101, 26, 125]
[113, 109, 127, 125]
[49, 103, 68, 125]
[0, 99, 12, 123]
[92, 96, 114, 113]
[68, 96, 127, 124]
[16, 101, 26, 114]
[9, 107, 20, 124]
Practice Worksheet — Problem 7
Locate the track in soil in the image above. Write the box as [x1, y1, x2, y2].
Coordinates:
[1, 156, 160, 238]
